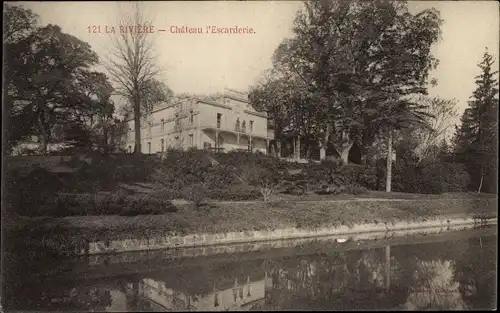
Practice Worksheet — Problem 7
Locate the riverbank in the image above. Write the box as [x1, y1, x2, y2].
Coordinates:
[4, 193, 497, 257]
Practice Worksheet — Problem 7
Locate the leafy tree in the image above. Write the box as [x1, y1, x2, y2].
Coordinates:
[140, 78, 174, 114]
[454, 49, 499, 193]
[4, 4, 116, 155]
[5, 22, 106, 153]
[3, 4, 39, 152]
[251, 0, 442, 173]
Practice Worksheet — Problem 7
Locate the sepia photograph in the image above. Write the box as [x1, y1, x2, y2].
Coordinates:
[2, 0, 498, 311]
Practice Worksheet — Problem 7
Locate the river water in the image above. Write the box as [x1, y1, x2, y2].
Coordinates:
[3, 226, 497, 311]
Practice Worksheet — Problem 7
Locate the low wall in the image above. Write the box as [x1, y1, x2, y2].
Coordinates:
[86, 214, 497, 255]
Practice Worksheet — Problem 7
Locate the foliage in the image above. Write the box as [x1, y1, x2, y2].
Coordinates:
[4, 4, 115, 154]
[207, 184, 262, 201]
[180, 183, 208, 207]
[140, 78, 174, 114]
[453, 50, 499, 193]
[250, 0, 442, 163]
[393, 158, 470, 194]
[246, 165, 285, 203]
[3, 4, 39, 152]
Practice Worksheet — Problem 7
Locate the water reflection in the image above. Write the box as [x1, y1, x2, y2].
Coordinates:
[3, 230, 497, 311]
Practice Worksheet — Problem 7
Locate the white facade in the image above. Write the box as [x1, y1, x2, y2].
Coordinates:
[118, 88, 274, 154]
[128, 276, 267, 311]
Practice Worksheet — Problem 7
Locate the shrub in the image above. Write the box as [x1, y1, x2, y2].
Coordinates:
[203, 164, 239, 190]
[247, 166, 285, 203]
[314, 184, 340, 195]
[30, 192, 178, 217]
[441, 162, 470, 192]
[281, 180, 308, 195]
[180, 183, 208, 207]
[393, 161, 470, 194]
[342, 184, 369, 195]
[208, 184, 261, 201]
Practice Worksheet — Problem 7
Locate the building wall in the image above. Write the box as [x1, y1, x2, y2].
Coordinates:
[133, 277, 266, 311]
[118, 89, 273, 154]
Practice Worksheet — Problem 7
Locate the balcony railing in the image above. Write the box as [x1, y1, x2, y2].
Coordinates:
[200, 123, 272, 139]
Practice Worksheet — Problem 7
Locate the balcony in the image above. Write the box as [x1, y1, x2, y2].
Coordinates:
[200, 123, 273, 140]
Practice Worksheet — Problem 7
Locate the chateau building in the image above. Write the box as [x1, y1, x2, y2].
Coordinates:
[118, 88, 274, 154]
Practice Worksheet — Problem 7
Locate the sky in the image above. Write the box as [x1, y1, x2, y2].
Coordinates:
[13, 1, 500, 124]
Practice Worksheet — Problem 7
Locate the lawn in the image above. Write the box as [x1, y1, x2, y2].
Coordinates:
[6, 193, 497, 249]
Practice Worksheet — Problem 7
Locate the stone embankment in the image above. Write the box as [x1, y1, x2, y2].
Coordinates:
[87, 213, 497, 255]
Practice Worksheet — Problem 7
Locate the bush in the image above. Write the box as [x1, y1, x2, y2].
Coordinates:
[26, 192, 178, 217]
[393, 161, 470, 194]
[247, 164, 285, 203]
[281, 180, 309, 195]
[441, 162, 470, 192]
[180, 183, 208, 207]
[208, 184, 261, 201]
[342, 184, 369, 195]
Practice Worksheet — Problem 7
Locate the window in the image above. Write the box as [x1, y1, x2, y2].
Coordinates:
[217, 113, 222, 129]
[241, 121, 246, 133]
[161, 119, 164, 131]
[147, 142, 151, 154]
[128, 145, 132, 154]
[189, 134, 194, 146]
[161, 139, 165, 152]
[250, 120, 254, 132]
[189, 110, 194, 125]
[175, 136, 180, 149]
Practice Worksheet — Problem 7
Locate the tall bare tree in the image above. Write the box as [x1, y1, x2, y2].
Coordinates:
[404, 96, 459, 164]
[104, 2, 163, 154]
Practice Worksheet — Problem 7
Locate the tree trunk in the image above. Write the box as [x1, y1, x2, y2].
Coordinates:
[38, 131, 49, 154]
[103, 122, 109, 154]
[333, 141, 353, 165]
[320, 147, 326, 160]
[319, 125, 332, 161]
[477, 168, 484, 194]
[332, 129, 352, 164]
[133, 94, 142, 154]
[340, 147, 350, 164]
[306, 141, 312, 159]
[296, 136, 301, 160]
[385, 128, 393, 193]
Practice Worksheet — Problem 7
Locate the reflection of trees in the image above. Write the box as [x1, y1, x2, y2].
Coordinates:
[37, 285, 113, 311]
[455, 236, 497, 310]
[391, 235, 497, 311]
[403, 259, 466, 310]
[263, 250, 402, 310]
